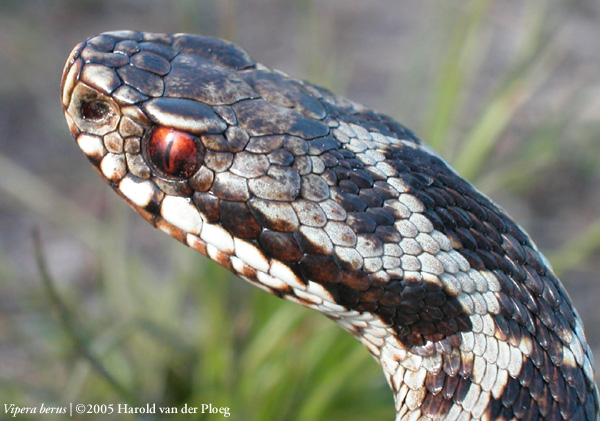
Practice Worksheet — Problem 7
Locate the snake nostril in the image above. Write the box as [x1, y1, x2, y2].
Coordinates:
[80, 100, 112, 121]
[144, 126, 204, 180]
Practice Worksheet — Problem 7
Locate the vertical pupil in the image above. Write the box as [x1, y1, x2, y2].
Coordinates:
[163, 137, 175, 170]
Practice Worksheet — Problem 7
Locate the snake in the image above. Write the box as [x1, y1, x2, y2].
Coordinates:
[61, 31, 598, 420]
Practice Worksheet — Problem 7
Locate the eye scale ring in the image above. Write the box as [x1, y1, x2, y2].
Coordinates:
[144, 126, 204, 180]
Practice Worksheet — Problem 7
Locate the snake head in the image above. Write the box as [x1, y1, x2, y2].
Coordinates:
[61, 31, 313, 238]
[60, 30, 342, 299]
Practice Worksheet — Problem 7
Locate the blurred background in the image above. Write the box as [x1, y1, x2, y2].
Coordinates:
[1, 0, 599, 419]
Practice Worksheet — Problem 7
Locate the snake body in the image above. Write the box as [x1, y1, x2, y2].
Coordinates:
[61, 31, 599, 420]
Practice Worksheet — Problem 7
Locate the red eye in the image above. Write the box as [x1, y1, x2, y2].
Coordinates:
[145, 127, 203, 179]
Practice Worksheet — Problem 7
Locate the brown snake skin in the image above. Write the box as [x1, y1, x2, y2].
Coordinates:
[61, 31, 599, 420]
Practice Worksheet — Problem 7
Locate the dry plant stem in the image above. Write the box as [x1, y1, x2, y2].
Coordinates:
[33, 229, 137, 405]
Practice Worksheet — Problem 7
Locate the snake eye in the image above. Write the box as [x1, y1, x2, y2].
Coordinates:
[80, 100, 112, 121]
[145, 127, 204, 179]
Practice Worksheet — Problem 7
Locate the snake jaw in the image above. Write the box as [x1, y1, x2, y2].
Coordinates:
[61, 31, 600, 420]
